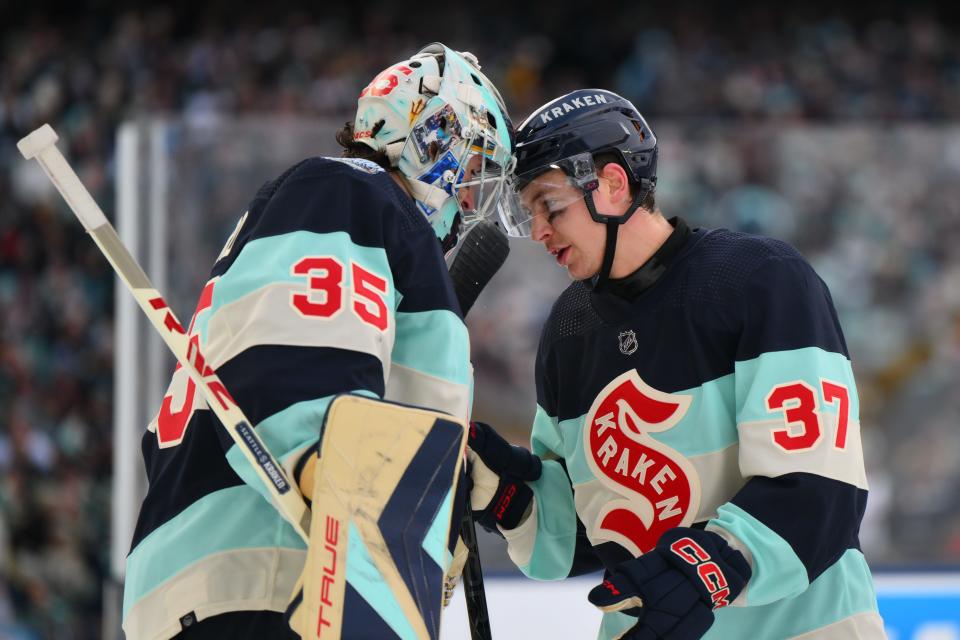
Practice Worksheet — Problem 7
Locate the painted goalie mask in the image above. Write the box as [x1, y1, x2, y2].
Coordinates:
[353, 43, 520, 250]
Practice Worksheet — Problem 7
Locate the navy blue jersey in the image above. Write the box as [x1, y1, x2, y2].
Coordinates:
[123, 158, 472, 639]
[502, 226, 884, 639]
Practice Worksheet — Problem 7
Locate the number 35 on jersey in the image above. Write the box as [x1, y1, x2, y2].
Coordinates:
[151, 254, 391, 448]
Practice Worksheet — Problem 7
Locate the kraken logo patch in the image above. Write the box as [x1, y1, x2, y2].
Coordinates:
[583, 370, 701, 556]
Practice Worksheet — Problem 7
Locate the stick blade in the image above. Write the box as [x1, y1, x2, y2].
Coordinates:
[17, 124, 59, 160]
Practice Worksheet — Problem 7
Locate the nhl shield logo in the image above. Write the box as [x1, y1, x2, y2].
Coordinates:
[583, 370, 701, 556]
[618, 330, 638, 355]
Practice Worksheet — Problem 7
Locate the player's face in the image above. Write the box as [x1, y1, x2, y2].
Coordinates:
[456, 155, 483, 213]
[522, 169, 607, 280]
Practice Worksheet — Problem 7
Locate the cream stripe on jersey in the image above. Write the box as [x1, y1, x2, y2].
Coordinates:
[384, 362, 471, 421]
[737, 415, 868, 490]
[570, 443, 744, 550]
[203, 280, 396, 374]
[788, 611, 886, 639]
[123, 547, 305, 640]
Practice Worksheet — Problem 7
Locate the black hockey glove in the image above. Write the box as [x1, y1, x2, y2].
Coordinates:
[466, 421, 542, 532]
[588, 528, 751, 640]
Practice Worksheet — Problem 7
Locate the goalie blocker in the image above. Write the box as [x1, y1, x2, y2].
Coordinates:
[286, 394, 469, 639]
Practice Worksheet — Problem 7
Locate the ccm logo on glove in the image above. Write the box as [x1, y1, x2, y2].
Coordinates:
[495, 484, 518, 522]
[587, 528, 751, 640]
[669, 537, 731, 609]
[599, 580, 621, 596]
[466, 421, 542, 532]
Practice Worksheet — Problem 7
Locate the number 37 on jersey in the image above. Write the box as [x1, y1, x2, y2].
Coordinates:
[765, 378, 852, 453]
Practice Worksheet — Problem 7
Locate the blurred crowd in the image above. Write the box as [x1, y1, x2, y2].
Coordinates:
[2, 3, 960, 637]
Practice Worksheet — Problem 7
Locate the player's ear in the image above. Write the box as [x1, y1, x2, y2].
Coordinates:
[599, 162, 631, 209]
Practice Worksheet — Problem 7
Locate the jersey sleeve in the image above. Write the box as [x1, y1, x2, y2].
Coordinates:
[705, 252, 869, 607]
[501, 339, 599, 581]
[380, 182, 472, 421]
[179, 159, 468, 507]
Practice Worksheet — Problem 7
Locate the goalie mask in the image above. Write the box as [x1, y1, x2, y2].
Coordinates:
[353, 43, 519, 251]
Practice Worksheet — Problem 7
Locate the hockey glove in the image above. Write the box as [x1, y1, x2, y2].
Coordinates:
[467, 421, 541, 532]
[588, 528, 751, 640]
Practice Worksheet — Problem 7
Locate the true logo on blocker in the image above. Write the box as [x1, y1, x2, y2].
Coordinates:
[583, 370, 701, 556]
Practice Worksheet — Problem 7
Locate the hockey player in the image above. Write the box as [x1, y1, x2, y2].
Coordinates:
[468, 89, 886, 639]
[121, 43, 515, 639]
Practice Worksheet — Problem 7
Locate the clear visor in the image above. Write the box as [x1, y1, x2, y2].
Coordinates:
[499, 169, 588, 237]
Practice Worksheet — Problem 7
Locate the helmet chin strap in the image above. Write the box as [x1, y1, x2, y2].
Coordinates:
[582, 186, 648, 290]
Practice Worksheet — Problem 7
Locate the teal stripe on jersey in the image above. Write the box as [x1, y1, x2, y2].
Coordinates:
[708, 502, 808, 605]
[735, 347, 859, 424]
[225, 390, 379, 503]
[123, 485, 303, 620]
[539, 373, 740, 487]
[531, 405, 564, 458]
[392, 310, 470, 386]
[346, 521, 418, 639]
[600, 549, 878, 640]
[523, 460, 578, 581]
[421, 486, 455, 572]
[654, 373, 738, 456]
[558, 415, 591, 486]
[196, 230, 395, 343]
[709, 549, 879, 639]
[599, 610, 636, 640]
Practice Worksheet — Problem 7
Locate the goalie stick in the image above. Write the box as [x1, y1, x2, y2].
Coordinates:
[17, 125, 312, 547]
[447, 219, 511, 640]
